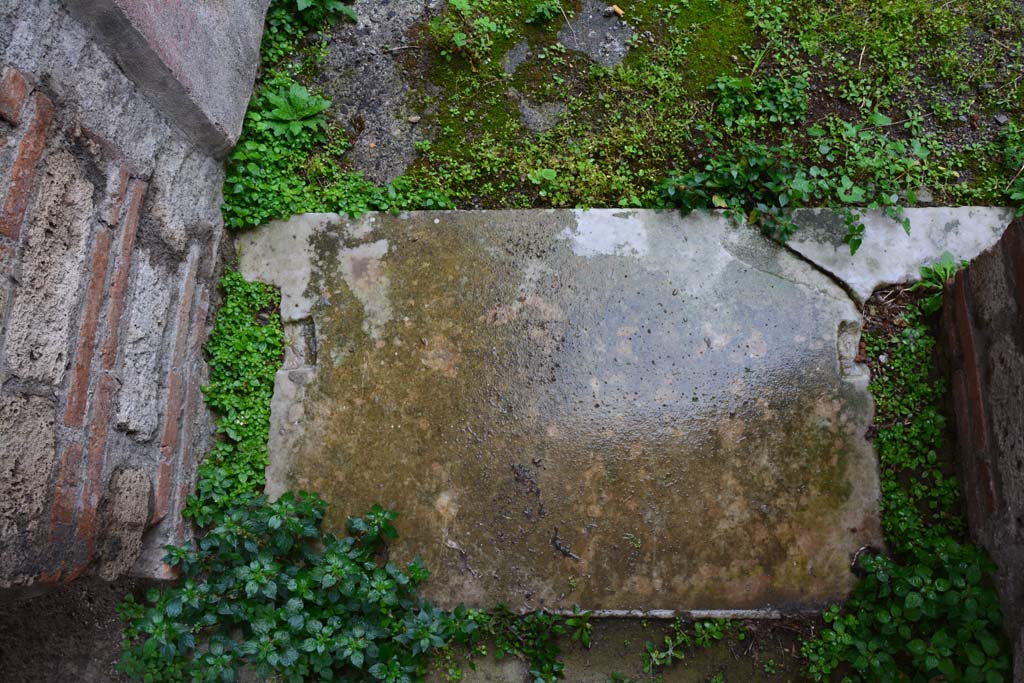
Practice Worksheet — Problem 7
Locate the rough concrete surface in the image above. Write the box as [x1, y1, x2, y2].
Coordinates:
[61, 0, 269, 153]
[318, 0, 445, 183]
[788, 207, 1015, 305]
[114, 255, 175, 442]
[558, 0, 635, 67]
[0, 394, 56, 586]
[3, 149, 94, 385]
[240, 209, 884, 612]
[95, 467, 152, 581]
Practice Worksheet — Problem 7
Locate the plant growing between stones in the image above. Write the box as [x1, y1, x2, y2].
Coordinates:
[910, 251, 967, 316]
[641, 619, 746, 673]
[122, 269, 595, 682]
[121, 494, 451, 682]
[184, 272, 283, 526]
[801, 300, 1011, 682]
[258, 82, 332, 138]
[525, 0, 564, 25]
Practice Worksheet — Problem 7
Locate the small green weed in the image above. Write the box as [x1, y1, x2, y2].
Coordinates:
[642, 619, 744, 673]
[258, 82, 332, 138]
[429, 0, 514, 64]
[525, 0, 563, 25]
[910, 251, 967, 316]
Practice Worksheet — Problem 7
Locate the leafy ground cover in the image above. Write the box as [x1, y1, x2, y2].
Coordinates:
[224, 0, 1024, 251]
[800, 282, 1011, 682]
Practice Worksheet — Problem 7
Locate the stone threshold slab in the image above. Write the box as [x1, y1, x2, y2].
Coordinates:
[236, 208, 1009, 612]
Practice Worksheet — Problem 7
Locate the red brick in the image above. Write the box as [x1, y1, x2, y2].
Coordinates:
[100, 179, 146, 370]
[49, 443, 84, 530]
[151, 459, 174, 525]
[62, 562, 91, 583]
[952, 271, 989, 452]
[160, 370, 184, 455]
[64, 229, 112, 428]
[170, 250, 199, 370]
[950, 369, 969, 449]
[151, 369, 183, 524]
[0, 67, 29, 125]
[170, 370, 204, 520]
[194, 289, 210, 350]
[0, 92, 53, 241]
[37, 569, 62, 584]
[76, 375, 116, 552]
[181, 306, 207, 449]
[968, 459, 1000, 521]
[941, 281, 960, 360]
[172, 474, 191, 545]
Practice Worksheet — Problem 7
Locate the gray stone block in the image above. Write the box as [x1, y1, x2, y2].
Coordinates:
[787, 207, 1015, 306]
[114, 254, 174, 442]
[60, 0, 270, 154]
[95, 466, 152, 581]
[239, 209, 882, 612]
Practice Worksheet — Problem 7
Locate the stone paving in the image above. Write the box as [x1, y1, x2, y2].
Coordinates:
[237, 208, 1012, 613]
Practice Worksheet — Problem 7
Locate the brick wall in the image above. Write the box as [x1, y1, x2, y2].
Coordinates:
[941, 217, 1024, 672]
[0, 0, 263, 591]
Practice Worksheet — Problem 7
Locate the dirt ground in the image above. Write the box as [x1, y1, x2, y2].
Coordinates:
[0, 578, 152, 683]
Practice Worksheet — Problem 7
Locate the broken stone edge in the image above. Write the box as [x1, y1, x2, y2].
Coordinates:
[786, 207, 1015, 307]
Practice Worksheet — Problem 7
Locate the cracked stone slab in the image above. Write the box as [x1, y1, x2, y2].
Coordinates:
[788, 207, 1015, 306]
[238, 209, 881, 612]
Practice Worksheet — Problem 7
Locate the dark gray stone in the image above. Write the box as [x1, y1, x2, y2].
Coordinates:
[558, 0, 634, 67]
[318, 0, 445, 184]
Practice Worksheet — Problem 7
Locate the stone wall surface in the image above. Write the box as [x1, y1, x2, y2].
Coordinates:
[940, 216, 1024, 674]
[61, 0, 270, 153]
[0, 0, 263, 592]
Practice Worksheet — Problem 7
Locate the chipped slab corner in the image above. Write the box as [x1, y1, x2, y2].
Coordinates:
[238, 209, 884, 615]
[787, 207, 1016, 306]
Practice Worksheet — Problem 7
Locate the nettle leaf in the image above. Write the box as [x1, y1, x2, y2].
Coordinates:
[260, 82, 332, 138]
